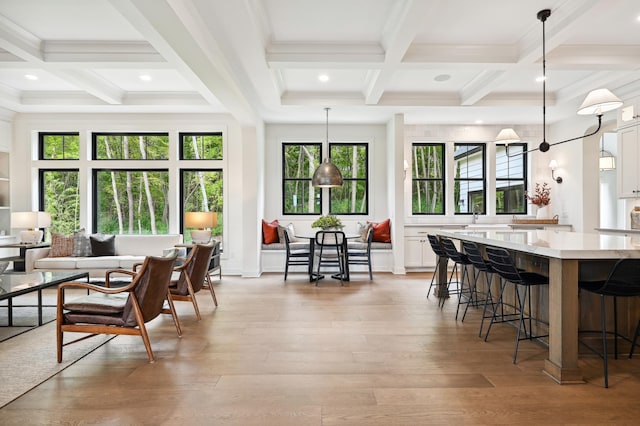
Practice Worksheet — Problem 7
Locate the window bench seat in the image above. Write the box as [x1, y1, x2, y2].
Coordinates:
[260, 241, 393, 274]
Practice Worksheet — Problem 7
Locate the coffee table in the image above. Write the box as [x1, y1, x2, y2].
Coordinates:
[0, 271, 89, 327]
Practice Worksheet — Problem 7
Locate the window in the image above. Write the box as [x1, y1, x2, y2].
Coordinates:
[411, 143, 445, 214]
[179, 132, 223, 160]
[39, 169, 80, 235]
[282, 143, 322, 215]
[39, 133, 80, 160]
[454, 143, 485, 214]
[93, 133, 169, 160]
[329, 143, 368, 214]
[92, 169, 169, 234]
[181, 169, 223, 243]
[496, 144, 527, 214]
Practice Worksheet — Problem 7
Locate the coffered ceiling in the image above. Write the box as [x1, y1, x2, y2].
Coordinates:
[0, 0, 639, 126]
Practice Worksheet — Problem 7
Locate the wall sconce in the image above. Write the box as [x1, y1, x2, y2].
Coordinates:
[11, 211, 51, 243]
[403, 159, 409, 179]
[185, 211, 217, 243]
[548, 160, 563, 184]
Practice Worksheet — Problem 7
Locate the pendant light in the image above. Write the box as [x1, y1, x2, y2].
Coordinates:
[496, 9, 623, 155]
[599, 137, 616, 171]
[312, 107, 343, 187]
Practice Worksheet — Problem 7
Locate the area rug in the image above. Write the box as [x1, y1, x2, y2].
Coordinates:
[0, 321, 113, 408]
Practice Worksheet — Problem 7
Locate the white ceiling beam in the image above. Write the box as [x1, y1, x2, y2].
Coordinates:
[0, 15, 125, 105]
[43, 41, 165, 63]
[460, 0, 601, 106]
[0, 15, 43, 62]
[364, 0, 442, 105]
[267, 42, 385, 68]
[109, 0, 257, 125]
[281, 91, 364, 106]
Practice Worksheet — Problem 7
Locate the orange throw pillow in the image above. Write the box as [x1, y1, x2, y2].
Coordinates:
[368, 218, 391, 243]
[262, 219, 279, 244]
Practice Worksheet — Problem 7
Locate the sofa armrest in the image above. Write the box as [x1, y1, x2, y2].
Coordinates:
[25, 247, 51, 273]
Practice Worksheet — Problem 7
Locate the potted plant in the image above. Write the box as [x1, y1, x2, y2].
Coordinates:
[525, 182, 551, 218]
[312, 214, 344, 230]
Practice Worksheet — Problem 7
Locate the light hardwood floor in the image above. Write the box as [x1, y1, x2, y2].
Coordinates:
[2, 271, 640, 425]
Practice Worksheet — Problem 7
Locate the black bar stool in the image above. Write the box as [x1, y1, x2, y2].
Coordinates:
[484, 246, 549, 363]
[426, 235, 448, 299]
[578, 258, 640, 388]
[461, 241, 495, 335]
[439, 237, 474, 318]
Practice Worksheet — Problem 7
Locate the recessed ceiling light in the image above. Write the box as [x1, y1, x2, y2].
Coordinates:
[475, 120, 484, 124]
[139, 74, 152, 81]
[318, 74, 329, 82]
[536, 76, 546, 82]
[24, 74, 38, 80]
[434, 74, 451, 82]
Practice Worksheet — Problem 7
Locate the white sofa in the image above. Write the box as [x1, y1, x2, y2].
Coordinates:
[25, 234, 183, 278]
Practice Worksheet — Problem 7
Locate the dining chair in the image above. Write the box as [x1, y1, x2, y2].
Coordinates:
[284, 231, 311, 280]
[314, 230, 347, 286]
[347, 226, 373, 280]
[56, 250, 180, 363]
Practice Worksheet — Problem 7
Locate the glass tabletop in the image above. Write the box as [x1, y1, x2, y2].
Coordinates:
[0, 271, 89, 299]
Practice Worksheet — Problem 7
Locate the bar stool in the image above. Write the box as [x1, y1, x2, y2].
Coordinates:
[439, 237, 474, 318]
[461, 241, 495, 335]
[484, 246, 549, 363]
[426, 235, 448, 299]
[578, 258, 640, 388]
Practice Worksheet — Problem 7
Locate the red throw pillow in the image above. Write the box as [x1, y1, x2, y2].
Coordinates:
[262, 219, 279, 244]
[368, 218, 391, 243]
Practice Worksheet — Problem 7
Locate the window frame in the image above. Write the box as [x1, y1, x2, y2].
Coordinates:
[328, 142, 369, 216]
[179, 167, 224, 244]
[38, 132, 80, 160]
[495, 143, 528, 215]
[178, 132, 223, 160]
[453, 142, 486, 215]
[91, 168, 170, 233]
[281, 142, 323, 216]
[411, 142, 446, 215]
[91, 132, 169, 161]
[39, 168, 81, 236]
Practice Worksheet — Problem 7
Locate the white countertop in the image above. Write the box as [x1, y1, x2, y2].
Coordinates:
[595, 227, 640, 234]
[436, 229, 640, 260]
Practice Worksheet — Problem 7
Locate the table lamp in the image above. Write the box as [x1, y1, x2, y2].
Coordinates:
[11, 211, 51, 244]
[185, 211, 217, 243]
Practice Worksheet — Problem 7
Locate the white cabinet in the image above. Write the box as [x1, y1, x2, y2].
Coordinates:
[404, 226, 464, 269]
[405, 234, 435, 268]
[617, 125, 640, 198]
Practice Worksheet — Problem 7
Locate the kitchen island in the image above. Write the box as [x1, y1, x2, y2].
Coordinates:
[435, 229, 640, 384]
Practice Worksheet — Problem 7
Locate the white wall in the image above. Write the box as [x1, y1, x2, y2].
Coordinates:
[9, 112, 258, 275]
[264, 122, 389, 233]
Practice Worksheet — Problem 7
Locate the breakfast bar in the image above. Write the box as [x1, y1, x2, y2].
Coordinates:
[435, 229, 640, 384]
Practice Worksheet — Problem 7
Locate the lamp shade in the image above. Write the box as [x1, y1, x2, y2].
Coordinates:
[495, 128, 521, 145]
[577, 89, 623, 115]
[11, 211, 51, 244]
[312, 158, 343, 187]
[11, 211, 51, 229]
[185, 211, 217, 229]
[548, 159, 558, 170]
